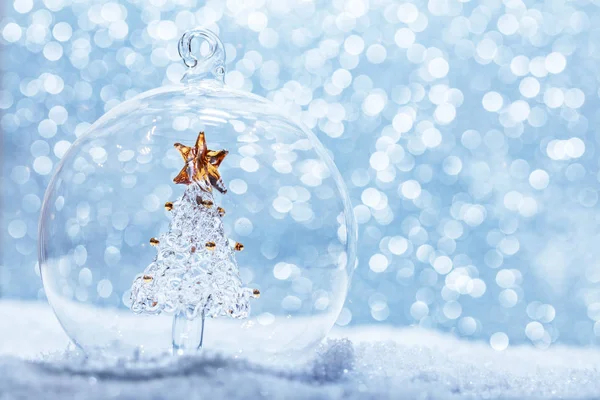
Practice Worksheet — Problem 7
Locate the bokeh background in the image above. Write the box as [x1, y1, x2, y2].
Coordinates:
[2, 0, 600, 350]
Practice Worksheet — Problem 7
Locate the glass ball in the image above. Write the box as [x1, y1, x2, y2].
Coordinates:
[38, 29, 356, 362]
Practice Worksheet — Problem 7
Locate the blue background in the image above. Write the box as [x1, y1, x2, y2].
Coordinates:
[2, 0, 600, 349]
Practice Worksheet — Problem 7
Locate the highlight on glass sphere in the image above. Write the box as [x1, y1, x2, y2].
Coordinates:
[38, 28, 357, 361]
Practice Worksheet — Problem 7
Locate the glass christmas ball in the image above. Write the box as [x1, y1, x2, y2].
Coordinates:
[38, 29, 356, 362]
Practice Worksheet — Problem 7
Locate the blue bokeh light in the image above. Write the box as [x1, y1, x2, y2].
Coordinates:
[2, 0, 600, 349]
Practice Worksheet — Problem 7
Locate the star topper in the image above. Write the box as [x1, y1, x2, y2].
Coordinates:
[173, 131, 228, 193]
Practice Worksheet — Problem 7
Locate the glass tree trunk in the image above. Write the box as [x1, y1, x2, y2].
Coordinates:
[171, 311, 205, 355]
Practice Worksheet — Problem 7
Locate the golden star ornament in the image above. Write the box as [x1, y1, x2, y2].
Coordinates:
[173, 132, 228, 193]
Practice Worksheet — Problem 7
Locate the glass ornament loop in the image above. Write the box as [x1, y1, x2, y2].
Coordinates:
[178, 28, 226, 83]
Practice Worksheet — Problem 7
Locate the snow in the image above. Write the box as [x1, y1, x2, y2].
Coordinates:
[2, 300, 600, 399]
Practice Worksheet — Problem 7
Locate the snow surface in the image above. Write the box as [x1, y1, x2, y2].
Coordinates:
[2, 300, 600, 399]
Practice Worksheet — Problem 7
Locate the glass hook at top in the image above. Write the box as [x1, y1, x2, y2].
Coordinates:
[178, 28, 226, 84]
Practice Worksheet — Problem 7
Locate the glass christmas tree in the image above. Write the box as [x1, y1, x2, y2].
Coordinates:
[129, 131, 259, 354]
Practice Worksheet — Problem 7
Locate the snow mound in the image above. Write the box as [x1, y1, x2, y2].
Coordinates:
[3, 300, 600, 399]
[36, 339, 354, 385]
[312, 339, 354, 383]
